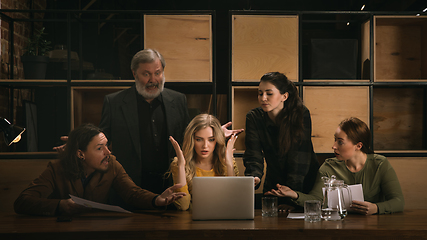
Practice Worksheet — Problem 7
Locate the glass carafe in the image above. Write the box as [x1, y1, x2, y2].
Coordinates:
[321, 176, 352, 221]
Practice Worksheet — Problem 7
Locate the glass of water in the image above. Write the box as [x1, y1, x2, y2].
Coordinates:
[262, 197, 278, 217]
[304, 200, 322, 222]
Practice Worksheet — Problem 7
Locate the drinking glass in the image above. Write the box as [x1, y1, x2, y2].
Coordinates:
[262, 197, 278, 217]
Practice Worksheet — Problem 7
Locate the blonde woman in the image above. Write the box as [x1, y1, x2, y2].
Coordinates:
[168, 114, 239, 210]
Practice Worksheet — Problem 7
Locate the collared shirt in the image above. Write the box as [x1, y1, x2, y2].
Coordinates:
[136, 91, 169, 193]
[81, 172, 94, 190]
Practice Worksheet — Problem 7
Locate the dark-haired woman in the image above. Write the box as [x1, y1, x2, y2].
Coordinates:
[266, 117, 404, 215]
[14, 124, 185, 216]
[243, 72, 319, 211]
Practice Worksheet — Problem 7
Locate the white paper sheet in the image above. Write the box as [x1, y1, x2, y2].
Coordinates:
[70, 194, 132, 213]
[322, 184, 364, 209]
[287, 213, 305, 219]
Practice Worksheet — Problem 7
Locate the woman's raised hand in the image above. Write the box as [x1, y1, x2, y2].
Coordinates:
[221, 122, 244, 138]
[225, 133, 238, 166]
[169, 136, 186, 167]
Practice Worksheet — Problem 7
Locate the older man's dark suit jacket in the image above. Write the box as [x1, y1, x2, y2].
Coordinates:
[99, 85, 190, 186]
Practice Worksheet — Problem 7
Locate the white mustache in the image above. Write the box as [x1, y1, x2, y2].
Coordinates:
[146, 83, 158, 88]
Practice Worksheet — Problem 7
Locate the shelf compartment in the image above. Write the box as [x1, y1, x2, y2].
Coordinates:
[144, 15, 212, 82]
[303, 86, 369, 153]
[373, 87, 425, 151]
[231, 86, 259, 152]
[71, 87, 129, 128]
[374, 16, 427, 81]
[186, 94, 216, 120]
[232, 15, 298, 82]
[300, 13, 370, 80]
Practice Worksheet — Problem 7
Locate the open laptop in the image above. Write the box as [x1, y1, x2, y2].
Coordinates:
[191, 176, 254, 220]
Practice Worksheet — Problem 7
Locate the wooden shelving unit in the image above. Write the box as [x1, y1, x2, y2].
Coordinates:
[230, 11, 427, 155]
[0, 10, 216, 154]
[0, 10, 426, 157]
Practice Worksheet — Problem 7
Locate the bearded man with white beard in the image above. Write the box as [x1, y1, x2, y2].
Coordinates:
[99, 49, 191, 197]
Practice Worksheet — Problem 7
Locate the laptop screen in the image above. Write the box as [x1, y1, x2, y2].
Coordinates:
[191, 176, 254, 220]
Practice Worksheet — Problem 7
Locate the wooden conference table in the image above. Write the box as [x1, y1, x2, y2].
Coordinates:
[1, 209, 426, 240]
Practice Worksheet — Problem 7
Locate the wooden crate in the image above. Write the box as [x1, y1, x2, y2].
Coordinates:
[232, 15, 298, 82]
[374, 16, 427, 81]
[231, 86, 259, 152]
[304, 86, 370, 153]
[373, 87, 424, 150]
[144, 15, 212, 82]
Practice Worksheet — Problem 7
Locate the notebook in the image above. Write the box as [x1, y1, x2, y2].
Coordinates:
[191, 176, 254, 220]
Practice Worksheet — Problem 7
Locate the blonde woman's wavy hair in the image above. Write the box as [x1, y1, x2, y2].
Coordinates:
[180, 114, 227, 191]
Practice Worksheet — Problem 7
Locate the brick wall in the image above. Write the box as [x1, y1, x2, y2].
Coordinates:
[0, 1, 46, 151]
[1, 0, 47, 79]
